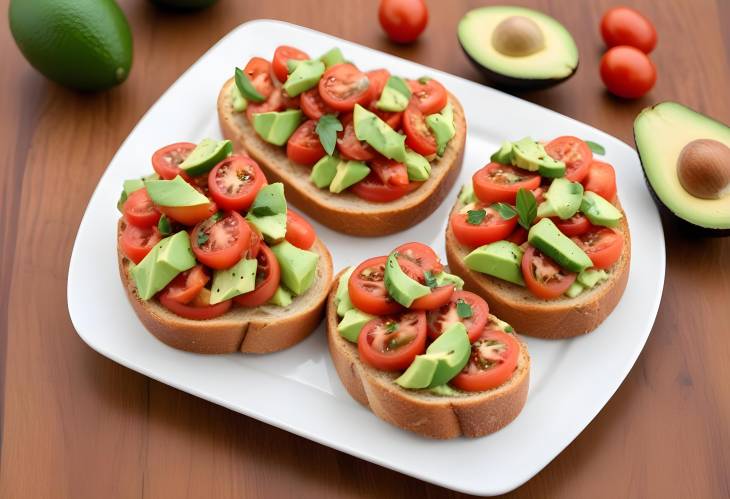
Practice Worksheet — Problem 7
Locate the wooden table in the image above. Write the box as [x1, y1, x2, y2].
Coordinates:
[1, 0, 728, 497]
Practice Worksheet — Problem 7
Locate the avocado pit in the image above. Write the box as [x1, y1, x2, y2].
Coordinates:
[491, 16, 545, 57]
[676, 139, 730, 199]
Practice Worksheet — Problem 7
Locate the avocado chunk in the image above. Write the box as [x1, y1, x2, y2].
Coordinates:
[490, 141, 514, 164]
[433, 271, 464, 290]
[464, 240, 525, 286]
[145, 175, 209, 207]
[512, 137, 566, 177]
[426, 103, 456, 156]
[230, 83, 247, 112]
[337, 309, 375, 343]
[565, 281, 584, 298]
[310, 155, 340, 188]
[634, 101, 730, 232]
[403, 150, 431, 181]
[283, 59, 325, 97]
[130, 231, 196, 300]
[458, 181, 477, 204]
[179, 138, 233, 176]
[246, 213, 287, 243]
[537, 178, 584, 219]
[577, 268, 608, 288]
[249, 183, 287, 216]
[581, 191, 623, 228]
[271, 241, 319, 295]
[329, 160, 370, 194]
[123, 178, 145, 196]
[457, 6, 579, 89]
[335, 266, 355, 317]
[210, 258, 257, 304]
[268, 286, 293, 307]
[528, 218, 592, 272]
[353, 104, 407, 162]
[318, 47, 345, 68]
[252, 109, 303, 146]
[375, 76, 411, 112]
[383, 253, 431, 307]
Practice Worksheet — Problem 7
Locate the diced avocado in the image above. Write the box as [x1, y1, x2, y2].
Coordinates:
[123, 178, 145, 196]
[252, 109, 303, 146]
[329, 160, 370, 194]
[335, 266, 355, 317]
[581, 191, 623, 227]
[283, 59, 325, 97]
[131, 231, 196, 300]
[512, 137, 566, 177]
[210, 258, 257, 304]
[246, 213, 287, 243]
[490, 141, 514, 164]
[577, 268, 608, 288]
[394, 354, 439, 389]
[179, 138, 233, 176]
[375, 76, 411, 112]
[458, 181, 476, 204]
[157, 230, 196, 272]
[230, 83, 247, 112]
[403, 150, 431, 181]
[145, 175, 209, 207]
[425, 103, 456, 156]
[565, 281, 584, 298]
[249, 182, 287, 216]
[429, 384, 461, 396]
[537, 178, 584, 219]
[310, 155, 340, 188]
[271, 241, 319, 295]
[528, 218, 592, 272]
[353, 104, 407, 162]
[318, 47, 345, 68]
[337, 309, 375, 343]
[268, 286, 293, 307]
[433, 271, 464, 290]
[464, 240, 525, 286]
[383, 252, 431, 307]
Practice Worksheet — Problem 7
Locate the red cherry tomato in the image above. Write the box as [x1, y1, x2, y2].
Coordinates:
[371, 106, 403, 130]
[350, 173, 420, 202]
[425, 290, 489, 343]
[234, 244, 281, 307]
[521, 246, 576, 300]
[394, 242, 443, 274]
[358, 311, 427, 371]
[119, 222, 161, 264]
[159, 200, 217, 227]
[505, 226, 528, 245]
[287, 120, 326, 166]
[451, 329, 520, 392]
[450, 206, 518, 248]
[159, 288, 232, 320]
[600, 46, 656, 99]
[272, 46, 309, 83]
[545, 136, 593, 183]
[378, 0, 428, 44]
[208, 155, 267, 212]
[552, 213, 591, 237]
[365, 69, 390, 102]
[572, 227, 624, 269]
[246, 88, 299, 122]
[243, 57, 275, 99]
[407, 78, 447, 115]
[403, 105, 437, 156]
[151, 142, 196, 180]
[337, 112, 376, 161]
[123, 188, 161, 228]
[583, 161, 617, 202]
[318, 63, 371, 112]
[285, 210, 316, 250]
[600, 7, 657, 53]
[472, 162, 541, 204]
[370, 157, 409, 186]
[164, 265, 209, 304]
[348, 256, 403, 315]
[410, 285, 454, 311]
[190, 211, 251, 270]
[300, 88, 335, 120]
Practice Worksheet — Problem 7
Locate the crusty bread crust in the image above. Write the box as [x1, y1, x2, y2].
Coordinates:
[217, 78, 466, 236]
[445, 200, 631, 339]
[117, 219, 333, 354]
[326, 271, 530, 439]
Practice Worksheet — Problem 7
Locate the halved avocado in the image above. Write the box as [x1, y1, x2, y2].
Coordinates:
[457, 6, 578, 90]
[634, 102, 730, 234]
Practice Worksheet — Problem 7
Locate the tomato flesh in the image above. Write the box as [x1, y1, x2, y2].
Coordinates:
[287, 119, 326, 166]
[234, 244, 281, 307]
[272, 46, 309, 83]
[285, 210, 316, 250]
[403, 105, 436, 156]
[337, 113, 375, 161]
[410, 285, 454, 311]
[521, 245, 576, 299]
[358, 311, 427, 371]
[208, 155, 267, 212]
[191, 211, 251, 270]
[450, 206, 518, 248]
[318, 63, 370, 112]
[583, 161, 617, 202]
[394, 242, 443, 274]
[350, 173, 420, 202]
[151, 142, 195, 180]
[451, 329, 520, 392]
[123, 188, 161, 228]
[159, 288, 232, 320]
[407, 78, 447, 115]
[348, 256, 403, 315]
[164, 265, 209, 304]
[300, 88, 335, 120]
[120, 222, 161, 264]
[545, 136, 593, 183]
[552, 213, 591, 237]
[472, 162, 541, 204]
[365, 69, 390, 102]
[159, 201, 217, 227]
[572, 227, 623, 269]
[426, 290, 488, 342]
[243, 57, 275, 99]
[370, 157, 409, 186]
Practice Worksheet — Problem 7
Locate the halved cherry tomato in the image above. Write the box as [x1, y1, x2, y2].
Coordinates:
[521, 245, 576, 299]
[159, 199, 217, 227]
[164, 265, 209, 304]
[120, 222, 161, 264]
[407, 78, 447, 115]
[600, 6, 657, 54]
[208, 155, 267, 212]
[403, 104, 436, 156]
[532, 186, 546, 204]
[451, 329, 520, 392]
[410, 285, 454, 311]
[370, 157, 409, 186]
[300, 88, 335, 120]
[379, 0, 429, 44]
[337, 113, 375, 161]
[472, 162, 541, 204]
[123, 188, 161, 228]
[426, 290, 489, 342]
[287, 120, 326, 166]
[234, 244, 281, 307]
[243, 57, 275, 99]
[285, 210, 316, 250]
[348, 256, 403, 315]
[394, 242, 443, 274]
[246, 88, 299, 121]
[318, 63, 371, 112]
[599, 46, 656, 99]
[371, 106, 403, 130]
[365, 68, 390, 102]
[350, 174, 421, 202]
[572, 227, 623, 269]
[505, 226, 528, 245]
[247, 222, 262, 259]
[159, 288, 232, 320]
[450, 206, 518, 248]
[583, 161, 617, 202]
[545, 136, 593, 183]
[358, 311, 427, 371]
[272, 46, 309, 83]
[151, 142, 196, 180]
[190, 211, 251, 270]
[552, 213, 591, 237]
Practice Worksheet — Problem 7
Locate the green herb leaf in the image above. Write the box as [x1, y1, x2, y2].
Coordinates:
[386, 321, 398, 333]
[424, 271, 437, 289]
[491, 202, 518, 220]
[197, 231, 209, 246]
[417, 76, 432, 84]
[315, 114, 343, 156]
[388, 76, 412, 99]
[234, 67, 265, 103]
[515, 188, 537, 230]
[456, 299, 473, 319]
[466, 209, 487, 225]
[157, 215, 172, 236]
[585, 140, 605, 155]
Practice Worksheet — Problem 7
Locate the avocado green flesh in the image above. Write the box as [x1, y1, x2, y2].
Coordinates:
[271, 241, 319, 296]
[458, 6, 578, 81]
[634, 102, 730, 229]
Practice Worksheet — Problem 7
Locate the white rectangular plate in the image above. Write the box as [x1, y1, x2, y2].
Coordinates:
[67, 20, 665, 496]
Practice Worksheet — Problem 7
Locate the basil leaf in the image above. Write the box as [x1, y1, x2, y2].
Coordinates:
[491, 202, 518, 220]
[157, 215, 172, 236]
[234, 67, 265, 103]
[315, 114, 343, 156]
[515, 188, 537, 230]
[424, 271, 437, 289]
[456, 299, 473, 319]
[466, 209, 487, 225]
[585, 140, 605, 155]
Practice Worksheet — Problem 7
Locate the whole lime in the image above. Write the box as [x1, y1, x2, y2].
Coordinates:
[9, 0, 133, 91]
[151, 0, 219, 10]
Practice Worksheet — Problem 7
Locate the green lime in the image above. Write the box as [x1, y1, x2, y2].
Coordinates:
[9, 0, 133, 92]
[150, 0, 219, 10]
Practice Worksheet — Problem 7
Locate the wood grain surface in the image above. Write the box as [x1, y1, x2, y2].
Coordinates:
[1, 0, 729, 497]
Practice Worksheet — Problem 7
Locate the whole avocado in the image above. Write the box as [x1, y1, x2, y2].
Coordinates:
[150, 0, 219, 9]
[9, 0, 133, 92]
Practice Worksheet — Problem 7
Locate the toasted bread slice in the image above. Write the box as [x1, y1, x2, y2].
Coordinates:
[445, 199, 631, 339]
[326, 271, 530, 439]
[117, 219, 333, 354]
[217, 78, 466, 236]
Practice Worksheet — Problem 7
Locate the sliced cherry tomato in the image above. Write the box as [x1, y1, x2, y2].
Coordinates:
[378, 0, 429, 44]
[300, 88, 335, 120]
[159, 288, 232, 320]
[583, 161, 617, 202]
[337, 113, 375, 161]
[505, 226, 528, 245]
[243, 57, 275, 99]
[208, 155, 267, 212]
[426, 290, 489, 343]
[285, 209, 316, 250]
[532, 186, 546, 204]
[407, 78, 447, 115]
[403, 104, 436, 156]
[247, 221, 262, 259]
[521, 245, 576, 299]
[318, 63, 370, 112]
[190, 211, 251, 270]
[450, 206, 518, 248]
[552, 213, 591, 237]
[600, 7, 657, 54]
[272, 46, 309, 83]
[234, 244, 281, 307]
[410, 285, 454, 311]
[600, 46, 656, 99]
[472, 162, 541, 204]
[120, 222, 161, 264]
[348, 256, 403, 315]
[371, 106, 403, 130]
[370, 157, 409, 186]
[545, 136, 593, 183]
[151, 142, 195, 180]
[350, 173, 421, 202]
[394, 242, 443, 274]
[572, 227, 623, 269]
[358, 311, 427, 371]
[287, 120, 326, 166]
[123, 188, 161, 228]
[451, 329, 520, 392]
[164, 265, 209, 304]
[365, 68, 390, 102]
[246, 88, 299, 121]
